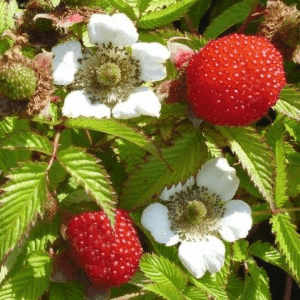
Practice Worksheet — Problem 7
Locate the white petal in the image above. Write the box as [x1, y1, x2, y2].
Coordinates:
[141, 203, 179, 246]
[218, 200, 252, 242]
[196, 157, 239, 202]
[178, 236, 225, 278]
[62, 90, 111, 119]
[132, 42, 170, 82]
[87, 13, 138, 46]
[112, 87, 161, 119]
[52, 41, 82, 85]
[160, 176, 195, 201]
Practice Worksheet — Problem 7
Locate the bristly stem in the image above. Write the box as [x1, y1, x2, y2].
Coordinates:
[46, 128, 61, 177]
[252, 207, 300, 216]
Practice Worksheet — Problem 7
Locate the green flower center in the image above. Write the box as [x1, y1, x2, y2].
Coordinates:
[180, 200, 207, 226]
[96, 63, 121, 86]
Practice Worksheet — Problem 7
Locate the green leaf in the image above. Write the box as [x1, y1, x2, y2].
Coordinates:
[183, 286, 207, 300]
[0, 149, 28, 174]
[137, 0, 152, 13]
[57, 147, 117, 226]
[265, 118, 288, 208]
[144, 283, 183, 300]
[218, 127, 274, 208]
[108, 0, 137, 20]
[120, 132, 208, 209]
[213, 242, 231, 287]
[0, 253, 51, 300]
[138, 0, 197, 29]
[189, 274, 229, 300]
[0, 163, 47, 261]
[274, 86, 300, 121]
[49, 282, 85, 300]
[249, 241, 290, 275]
[284, 118, 300, 143]
[0, 0, 19, 34]
[270, 213, 300, 282]
[65, 118, 162, 160]
[0, 117, 29, 139]
[239, 259, 270, 300]
[204, 0, 255, 39]
[140, 254, 188, 291]
[0, 131, 53, 155]
[227, 274, 243, 300]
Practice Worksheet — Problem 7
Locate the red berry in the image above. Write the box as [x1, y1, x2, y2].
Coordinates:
[67, 210, 143, 288]
[186, 34, 286, 126]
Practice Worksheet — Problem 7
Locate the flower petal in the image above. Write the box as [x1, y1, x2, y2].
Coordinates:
[196, 157, 239, 201]
[141, 203, 179, 246]
[62, 90, 111, 119]
[160, 176, 195, 201]
[178, 236, 225, 278]
[52, 41, 82, 85]
[218, 200, 252, 242]
[87, 13, 138, 46]
[112, 87, 161, 119]
[131, 42, 170, 82]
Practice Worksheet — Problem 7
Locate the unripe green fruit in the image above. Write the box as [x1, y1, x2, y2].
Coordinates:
[0, 63, 37, 101]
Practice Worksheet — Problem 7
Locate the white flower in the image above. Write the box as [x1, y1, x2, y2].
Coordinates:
[141, 157, 252, 279]
[52, 13, 170, 119]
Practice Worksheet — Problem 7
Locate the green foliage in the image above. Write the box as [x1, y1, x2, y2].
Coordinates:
[182, 286, 207, 300]
[144, 283, 183, 300]
[0, 0, 18, 35]
[120, 132, 208, 209]
[49, 282, 85, 300]
[232, 240, 249, 262]
[204, 0, 256, 39]
[57, 147, 117, 226]
[138, 0, 197, 29]
[0, 163, 48, 261]
[218, 127, 274, 207]
[0, 253, 51, 300]
[108, 0, 137, 20]
[270, 213, 300, 282]
[284, 118, 300, 143]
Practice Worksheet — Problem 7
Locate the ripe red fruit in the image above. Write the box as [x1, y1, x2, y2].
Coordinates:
[186, 34, 286, 126]
[67, 210, 143, 288]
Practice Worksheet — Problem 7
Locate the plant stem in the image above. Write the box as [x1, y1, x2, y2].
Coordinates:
[252, 207, 300, 216]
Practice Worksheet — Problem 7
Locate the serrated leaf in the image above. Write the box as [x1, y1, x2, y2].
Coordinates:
[109, 0, 137, 20]
[249, 241, 290, 275]
[144, 283, 183, 300]
[65, 118, 162, 160]
[232, 240, 249, 262]
[137, 0, 152, 13]
[227, 274, 243, 300]
[274, 86, 300, 121]
[0, 131, 53, 155]
[120, 132, 208, 209]
[57, 147, 117, 226]
[49, 282, 85, 300]
[138, 0, 197, 29]
[0, 149, 28, 174]
[183, 286, 207, 300]
[270, 213, 300, 282]
[239, 260, 270, 300]
[0, 163, 47, 261]
[0, 117, 29, 139]
[284, 118, 300, 143]
[189, 274, 228, 300]
[218, 127, 274, 208]
[265, 118, 288, 208]
[204, 0, 255, 39]
[0, 0, 18, 34]
[140, 254, 188, 291]
[0, 253, 51, 300]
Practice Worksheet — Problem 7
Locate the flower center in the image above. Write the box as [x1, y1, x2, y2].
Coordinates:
[96, 63, 121, 86]
[167, 186, 224, 242]
[72, 43, 141, 108]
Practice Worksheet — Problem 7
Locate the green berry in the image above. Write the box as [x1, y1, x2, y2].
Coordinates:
[0, 63, 37, 101]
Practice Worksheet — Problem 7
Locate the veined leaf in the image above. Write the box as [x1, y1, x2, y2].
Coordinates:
[120, 132, 208, 209]
[57, 147, 117, 226]
[227, 274, 243, 300]
[218, 127, 274, 208]
[266, 118, 288, 208]
[65, 118, 162, 160]
[270, 213, 300, 282]
[274, 86, 300, 121]
[189, 274, 229, 300]
[138, 0, 197, 29]
[108, 0, 137, 20]
[0, 253, 51, 300]
[0, 149, 29, 174]
[0, 0, 19, 34]
[204, 0, 255, 39]
[49, 282, 85, 300]
[0, 163, 47, 261]
[183, 286, 207, 300]
[239, 259, 270, 300]
[284, 118, 300, 143]
[140, 254, 188, 291]
[144, 283, 183, 300]
[137, 0, 152, 13]
[0, 131, 53, 155]
[0, 117, 29, 138]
